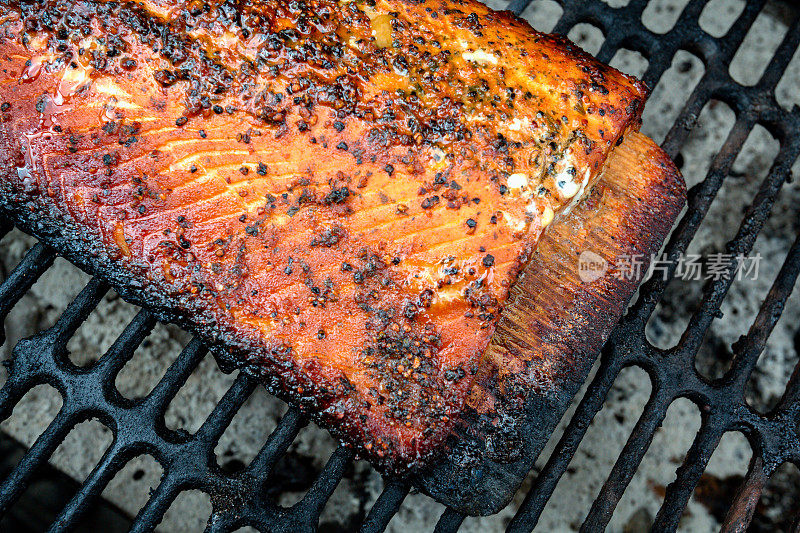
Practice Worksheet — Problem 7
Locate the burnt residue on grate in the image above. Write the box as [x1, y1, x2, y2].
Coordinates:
[1, 0, 800, 532]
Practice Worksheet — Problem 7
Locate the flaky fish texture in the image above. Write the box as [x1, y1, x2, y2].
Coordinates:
[0, 0, 647, 471]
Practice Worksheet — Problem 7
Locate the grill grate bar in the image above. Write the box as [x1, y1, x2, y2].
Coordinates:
[1, 1, 799, 531]
[652, 419, 725, 531]
[722, 455, 769, 531]
[657, 0, 767, 159]
[0, 408, 76, 514]
[0, 278, 138, 517]
[602, 0, 708, 92]
[775, 345, 800, 415]
[44, 278, 109, 352]
[47, 439, 127, 533]
[726, 208, 800, 391]
[143, 338, 207, 414]
[0, 243, 55, 332]
[754, 15, 800, 90]
[676, 141, 799, 358]
[590, 219, 800, 531]
[659, 79, 718, 162]
[433, 507, 466, 533]
[590, 1, 652, 66]
[93, 310, 157, 386]
[506, 0, 531, 16]
[506, 346, 625, 533]
[245, 406, 305, 484]
[359, 479, 410, 533]
[194, 373, 258, 447]
[128, 476, 181, 533]
[549, 3, 586, 36]
[205, 407, 304, 532]
[630, 116, 755, 329]
[580, 390, 667, 531]
[508, 105, 761, 533]
[711, 0, 767, 65]
[140, 375, 259, 502]
[776, 370, 800, 418]
[39, 312, 159, 531]
[293, 445, 354, 522]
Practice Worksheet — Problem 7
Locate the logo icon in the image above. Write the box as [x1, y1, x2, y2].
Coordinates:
[578, 250, 608, 283]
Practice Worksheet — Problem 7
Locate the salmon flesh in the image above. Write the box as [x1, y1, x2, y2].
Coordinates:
[0, 0, 647, 471]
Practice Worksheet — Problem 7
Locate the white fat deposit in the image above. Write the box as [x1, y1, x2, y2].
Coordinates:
[507, 117, 531, 131]
[461, 49, 498, 65]
[554, 167, 581, 199]
[552, 151, 585, 200]
[507, 173, 529, 189]
[540, 202, 554, 227]
[504, 211, 527, 233]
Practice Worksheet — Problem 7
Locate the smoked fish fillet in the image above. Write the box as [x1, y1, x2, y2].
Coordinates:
[0, 0, 650, 471]
[419, 130, 685, 514]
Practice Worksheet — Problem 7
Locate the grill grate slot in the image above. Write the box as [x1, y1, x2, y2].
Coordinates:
[1, 0, 799, 531]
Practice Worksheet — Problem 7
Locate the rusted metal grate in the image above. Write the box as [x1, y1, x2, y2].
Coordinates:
[1, 0, 799, 531]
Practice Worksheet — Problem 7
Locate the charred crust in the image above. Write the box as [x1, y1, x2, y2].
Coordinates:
[0, 0, 655, 476]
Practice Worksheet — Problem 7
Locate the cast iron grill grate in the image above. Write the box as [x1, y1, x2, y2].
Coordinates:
[1, 0, 799, 531]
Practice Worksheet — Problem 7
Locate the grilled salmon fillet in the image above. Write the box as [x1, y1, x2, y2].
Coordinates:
[0, 0, 649, 471]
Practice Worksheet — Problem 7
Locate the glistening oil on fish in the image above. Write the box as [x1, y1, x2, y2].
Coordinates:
[0, 0, 651, 472]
